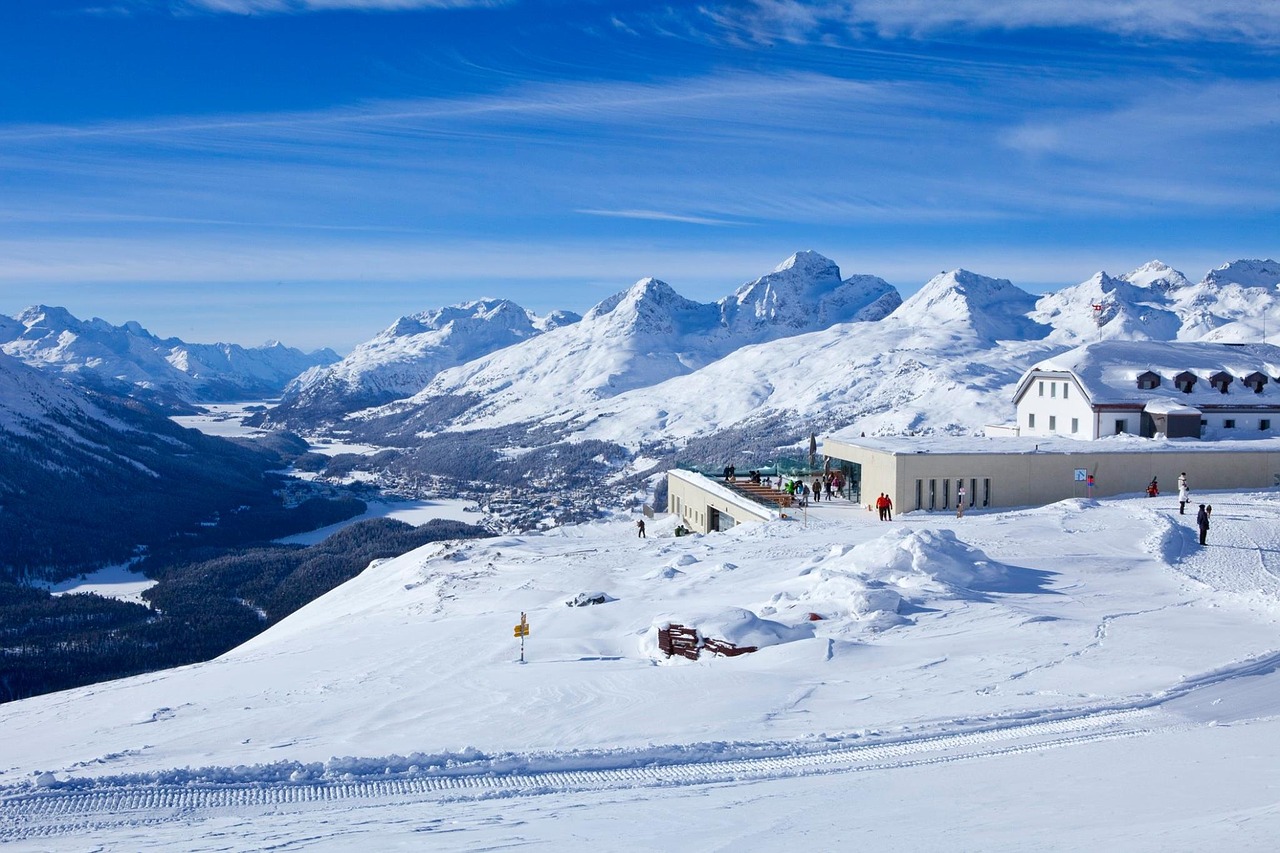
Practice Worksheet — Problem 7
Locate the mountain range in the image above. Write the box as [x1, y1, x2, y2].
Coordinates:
[0, 306, 339, 407]
[270, 255, 1279, 460]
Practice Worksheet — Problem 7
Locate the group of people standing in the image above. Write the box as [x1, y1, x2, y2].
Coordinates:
[772, 472, 846, 507]
[874, 493, 893, 521]
[1175, 471, 1213, 545]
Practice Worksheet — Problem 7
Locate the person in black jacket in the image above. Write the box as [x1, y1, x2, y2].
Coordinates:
[1196, 504, 1209, 545]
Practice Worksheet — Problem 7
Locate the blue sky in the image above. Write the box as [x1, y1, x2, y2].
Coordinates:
[2, 0, 1278, 351]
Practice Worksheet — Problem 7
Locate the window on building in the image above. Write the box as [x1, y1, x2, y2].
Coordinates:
[1028, 413, 1036, 428]
[1136, 371, 1161, 390]
[928, 479, 937, 511]
[1038, 381, 1044, 396]
[1071, 417, 1079, 434]
[1048, 415, 1057, 431]
[1051, 383, 1057, 398]
[1224, 419, 1236, 429]
[1244, 372, 1269, 394]
[915, 479, 923, 511]
[1115, 419, 1128, 435]
[942, 478, 950, 509]
[1063, 383, 1069, 399]
[983, 478, 991, 507]
[1262, 419, 1272, 431]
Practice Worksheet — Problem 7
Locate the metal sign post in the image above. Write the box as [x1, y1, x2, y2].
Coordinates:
[513, 612, 529, 663]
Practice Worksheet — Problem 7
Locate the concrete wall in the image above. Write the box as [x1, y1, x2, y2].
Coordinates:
[823, 438, 1280, 513]
[666, 469, 777, 534]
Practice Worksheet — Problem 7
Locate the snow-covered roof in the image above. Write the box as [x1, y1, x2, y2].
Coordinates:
[1143, 398, 1201, 416]
[1014, 341, 1280, 407]
[668, 468, 783, 521]
[823, 431, 1280, 457]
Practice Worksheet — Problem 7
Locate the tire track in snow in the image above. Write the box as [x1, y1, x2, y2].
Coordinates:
[0, 708, 1161, 841]
[8, 648, 1280, 842]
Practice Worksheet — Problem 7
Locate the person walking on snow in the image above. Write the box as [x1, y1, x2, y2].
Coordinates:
[1196, 503, 1210, 545]
[884, 493, 893, 521]
[956, 484, 967, 518]
[1178, 472, 1189, 515]
[636, 519, 646, 538]
[876, 493, 887, 520]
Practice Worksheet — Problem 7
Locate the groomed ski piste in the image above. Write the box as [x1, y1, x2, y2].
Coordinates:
[5, 490, 1280, 850]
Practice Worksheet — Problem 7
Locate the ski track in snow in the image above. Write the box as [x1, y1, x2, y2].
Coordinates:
[8, 647, 1280, 843]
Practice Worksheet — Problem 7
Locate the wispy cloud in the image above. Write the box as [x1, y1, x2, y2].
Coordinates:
[697, 0, 1280, 44]
[175, 0, 502, 13]
[0, 65, 1274, 235]
[577, 209, 744, 227]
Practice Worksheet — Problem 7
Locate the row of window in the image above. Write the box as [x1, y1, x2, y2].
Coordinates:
[1037, 380, 1070, 399]
[1027, 413, 1080, 433]
[914, 477, 992, 511]
[672, 494, 704, 528]
[1029, 414, 1275, 435]
[1137, 370, 1270, 395]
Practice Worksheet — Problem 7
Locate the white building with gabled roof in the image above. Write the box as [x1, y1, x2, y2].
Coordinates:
[1013, 341, 1280, 440]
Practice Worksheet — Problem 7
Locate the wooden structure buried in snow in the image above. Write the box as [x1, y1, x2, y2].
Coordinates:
[657, 623, 759, 660]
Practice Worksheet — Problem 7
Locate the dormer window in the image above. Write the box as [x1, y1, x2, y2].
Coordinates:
[1136, 371, 1161, 390]
[1174, 371, 1197, 394]
[1242, 372, 1268, 394]
[1209, 371, 1232, 394]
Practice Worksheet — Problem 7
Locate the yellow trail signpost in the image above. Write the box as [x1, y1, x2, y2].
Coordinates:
[513, 612, 529, 663]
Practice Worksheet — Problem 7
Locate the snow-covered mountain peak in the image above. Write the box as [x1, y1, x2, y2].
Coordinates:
[13, 305, 86, 336]
[892, 269, 1048, 342]
[382, 298, 534, 341]
[1202, 259, 1280, 289]
[530, 308, 582, 333]
[582, 278, 716, 337]
[1121, 260, 1192, 292]
[720, 251, 900, 335]
[770, 249, 843, 278]
[1032, 270, 1182, 343]
[266, 297, 576, 424]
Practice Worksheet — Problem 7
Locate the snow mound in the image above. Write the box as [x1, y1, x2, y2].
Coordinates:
[848, 528, 1016, 593]
[644, 607, 815, 660]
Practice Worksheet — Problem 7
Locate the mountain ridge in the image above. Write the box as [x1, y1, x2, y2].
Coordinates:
[0, 306, 339, 406]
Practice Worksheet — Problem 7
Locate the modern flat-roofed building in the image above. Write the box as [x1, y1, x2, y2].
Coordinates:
[666, 469, 782, 533]
[821, 433, 1280, 514]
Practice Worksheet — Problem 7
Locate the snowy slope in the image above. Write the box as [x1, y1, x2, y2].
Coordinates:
[0, 306, 339, 404]
[0, 349, 113, 439]
[267, 299, 579, 425]
[7, 492, 1280, 849]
